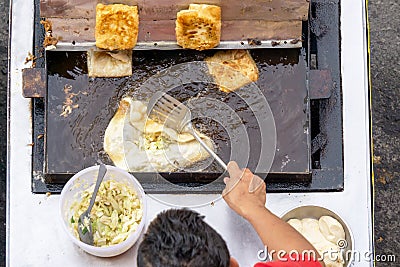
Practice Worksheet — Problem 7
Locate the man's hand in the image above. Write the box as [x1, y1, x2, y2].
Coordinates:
[222, 161, 266, 220]
[222, 162, 324, 266]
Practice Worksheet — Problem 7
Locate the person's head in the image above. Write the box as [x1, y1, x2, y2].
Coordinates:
[137, 208, 239, 267]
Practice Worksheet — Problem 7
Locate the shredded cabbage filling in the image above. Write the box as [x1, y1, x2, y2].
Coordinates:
[70, 179, 143, 247]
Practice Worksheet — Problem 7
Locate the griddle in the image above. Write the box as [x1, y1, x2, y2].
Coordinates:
[44, 48, 310, 190]
[27, 0, 344, 193]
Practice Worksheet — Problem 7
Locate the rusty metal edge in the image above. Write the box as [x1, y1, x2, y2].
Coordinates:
[51, 39, 303, 51]
[22, 68, 46, 98]
[309, 69, 332, 100]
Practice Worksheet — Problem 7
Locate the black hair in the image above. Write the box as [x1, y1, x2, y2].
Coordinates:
[137, 208, 231, 267]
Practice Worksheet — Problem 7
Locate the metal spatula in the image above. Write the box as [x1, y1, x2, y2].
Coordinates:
[147, 92, 227, 171]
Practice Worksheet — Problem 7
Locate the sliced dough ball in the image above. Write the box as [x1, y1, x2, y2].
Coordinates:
[95, 3, 139, 50]
[87, 50, 132, 77]
[176, 4, 221, 50]
[300, 218, 328, 245]
[205, 50, 259, 92]
[287, 218, 303, 233]
[319, 216, 346, 245]
[314, 241, 345, 267]
[285, 216, 346, 267]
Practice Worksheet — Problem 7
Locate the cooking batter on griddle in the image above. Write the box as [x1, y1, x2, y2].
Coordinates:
[136, 161, 324, 267]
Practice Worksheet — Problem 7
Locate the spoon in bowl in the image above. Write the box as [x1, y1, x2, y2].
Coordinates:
[78, 163, 107, 245]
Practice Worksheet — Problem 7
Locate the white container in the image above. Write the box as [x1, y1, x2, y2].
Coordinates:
[59, 165, 147, 257]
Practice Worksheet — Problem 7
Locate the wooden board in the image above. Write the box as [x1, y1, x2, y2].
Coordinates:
[40, 0, 309, 21]
[40, 0, 308, 47]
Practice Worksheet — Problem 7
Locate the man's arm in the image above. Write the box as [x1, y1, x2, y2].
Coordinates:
[222, 161, 324, 266]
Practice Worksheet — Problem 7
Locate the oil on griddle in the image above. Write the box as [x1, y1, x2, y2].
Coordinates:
[46, 49, 310, 184]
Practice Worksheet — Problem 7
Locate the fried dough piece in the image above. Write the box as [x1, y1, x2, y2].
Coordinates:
[87, 50, 132, 78]
[205, 49, 259, 92]
[176, 4, 221, 50]
[95, 4, 139, 50]
[104, 97, 214, 172]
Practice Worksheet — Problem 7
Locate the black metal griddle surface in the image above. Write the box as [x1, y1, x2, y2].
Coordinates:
[32, 0, 343, 193]
[45, 49, 310, 182]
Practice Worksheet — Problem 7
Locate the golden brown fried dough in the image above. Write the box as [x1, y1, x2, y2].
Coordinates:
[95, 4, 139, 50]
[176, 4, 221, 51]
[205, 49, 259, 92]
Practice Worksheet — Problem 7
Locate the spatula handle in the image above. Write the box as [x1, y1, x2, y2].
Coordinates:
[188, 123, 228, 171]
[87, 163, 107, 213]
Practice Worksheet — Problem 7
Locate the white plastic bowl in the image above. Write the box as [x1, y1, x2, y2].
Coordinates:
[59, 165, 147, 257]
